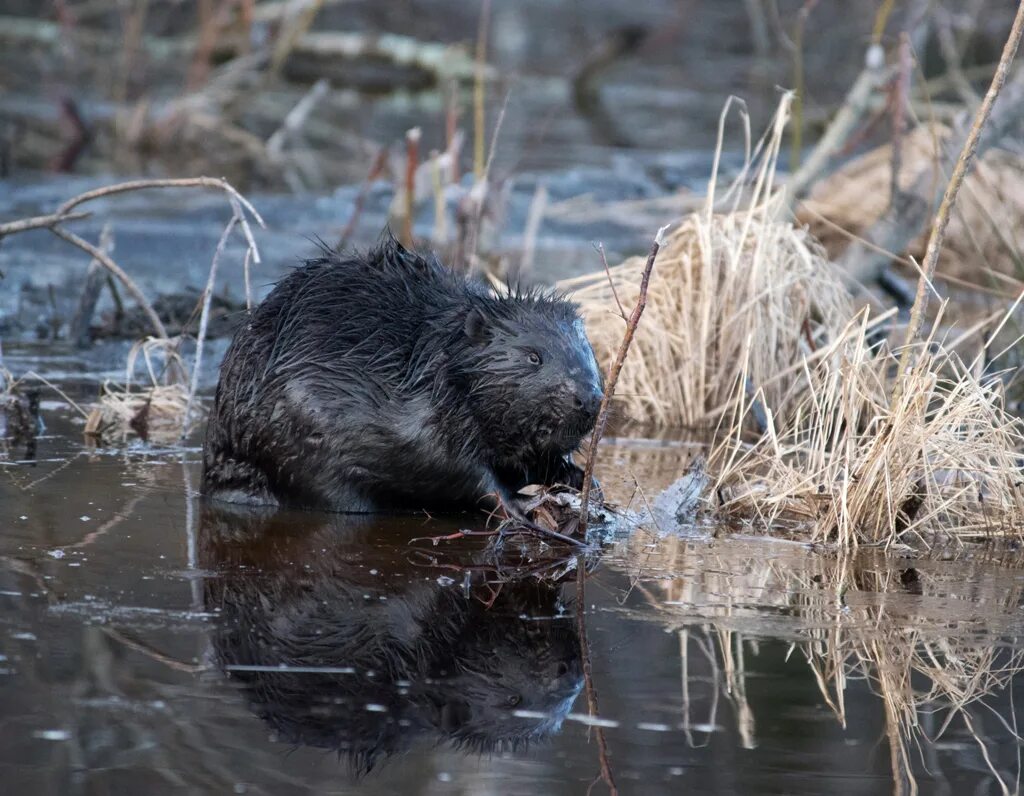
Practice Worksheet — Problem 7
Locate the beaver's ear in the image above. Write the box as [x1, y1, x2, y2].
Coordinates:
[464, 309, 490, 345]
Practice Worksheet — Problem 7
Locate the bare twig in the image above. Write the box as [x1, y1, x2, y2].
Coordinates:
[473, 0, 492, 179]
[337, 147, 389, 249]
[266, 77, 330, 157]
[576, 557, 618, 796]
[242, 247, 254, 312]
[68, 223, 113, 347]
[233, 196, 262, 311]
[595, 242, 627, 320]
[445, 79, 461, 183]
[897, 1, 1024, 381]
[431, 150, 448, 243]
[577, 225, 669, 536]
[515, 183, 548, 284]
[50, 97, 92, 173]
[788, 0, 820, 171]
[50, 226, 169, 339]
[1, 177, 264, 339]
[402, 127, 421, 247]
[889, 33, 912, 208]
[55, 177, 265, 226]
[0, 211, 89, 238]
[183, 208, 240, 435]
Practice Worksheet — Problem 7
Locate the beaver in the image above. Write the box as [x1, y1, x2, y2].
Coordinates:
[202, 236, 604, 515]
[200, 507, 584, 774]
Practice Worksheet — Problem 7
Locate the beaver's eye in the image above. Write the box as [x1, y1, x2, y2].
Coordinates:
[506, 694, 522, 707]
[528, 352, 542, 366]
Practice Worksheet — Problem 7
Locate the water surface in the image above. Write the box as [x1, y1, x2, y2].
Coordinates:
[2, 406, 1023, 795]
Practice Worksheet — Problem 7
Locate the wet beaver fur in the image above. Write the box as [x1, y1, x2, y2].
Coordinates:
[202, 236, 604, 514]
[201, 507, 583, 774]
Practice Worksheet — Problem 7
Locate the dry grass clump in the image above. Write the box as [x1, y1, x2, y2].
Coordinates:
[799, 125, 1024, 281]
[85, 338, 203, 443]
[560, 97, 852, 428]
[715, 309, 1024, 546]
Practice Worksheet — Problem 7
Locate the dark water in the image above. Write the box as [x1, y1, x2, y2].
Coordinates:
[3, 408, 1024, 795]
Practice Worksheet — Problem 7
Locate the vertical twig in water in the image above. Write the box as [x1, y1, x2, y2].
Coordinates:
[576, 557, 617, 796]
[242, 246, 254, 313]
[445, 79, 461, 184]
[337, 148, 389, 249]
[402, 127, 421, 247]
[69, 223, 114, 347]
[183, 210, 239, 437]
[571, 225, 668, 794]
[51, 226, 169, 339]
[461, 89, 510, 274]
[896, 1, 1024, 386]
[232, 196, 262, 311]
[515, 183, 548, 284]
[578, 225, 669, 536]
[431, 152, 448, 244]
[266, 77, 330, 158]
[473, 0, 491, 180]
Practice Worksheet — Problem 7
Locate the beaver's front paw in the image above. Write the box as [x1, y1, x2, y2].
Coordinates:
[553, 458, 600, 496]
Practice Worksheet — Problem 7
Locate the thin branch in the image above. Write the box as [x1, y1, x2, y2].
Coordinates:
[897, 2, 1024, 381]
[183, 208, 240, 435]
[788, 0, 820, 171]
[0, 210, 89, 238]
[473, 0, 491, 179]
[577, 224, 669, 536]
[50, 226, 169, 339]
[889, 33, 912, 208]
[266, 77, 330, 157]
[337, 147, 389, 249]
[55, 176, 265, 228]
[595, 242, 627, 320]
[576, 557, 618, 796]
[234, 193, 262, 311]
[1, 176, 264, 339]
[402, 127, 421, 247]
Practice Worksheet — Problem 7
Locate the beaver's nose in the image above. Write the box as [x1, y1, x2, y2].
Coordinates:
[573, 386, 604, 417]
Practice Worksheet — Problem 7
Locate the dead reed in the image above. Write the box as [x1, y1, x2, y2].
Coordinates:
[85, 338, 202, 443]
[714, 308, 1024, 546]
[561, 96, 852, 429]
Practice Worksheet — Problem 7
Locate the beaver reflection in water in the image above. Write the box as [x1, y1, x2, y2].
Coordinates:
[202, 236, 604, 514]
[201, 508, 584, 773]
